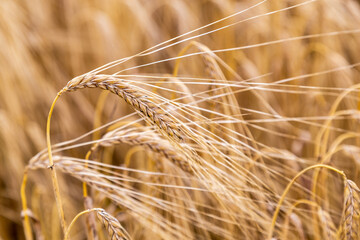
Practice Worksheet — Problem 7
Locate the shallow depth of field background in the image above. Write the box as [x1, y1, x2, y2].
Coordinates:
[1, 0, 360, 239]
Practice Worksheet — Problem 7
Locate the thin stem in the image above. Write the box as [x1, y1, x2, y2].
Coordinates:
[82, 150, 92, 197]
[47, 89, 67, 235]
[282, 199, 319, 240]
[267, 164, 346, 240]
[20, 168, 33, 240]
[64, 208, 101, 240]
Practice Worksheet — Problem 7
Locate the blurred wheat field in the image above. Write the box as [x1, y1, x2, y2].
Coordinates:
[1, 0, 360, 239]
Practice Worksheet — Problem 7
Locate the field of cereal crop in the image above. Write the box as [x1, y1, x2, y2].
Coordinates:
[1, 0, 360, 239]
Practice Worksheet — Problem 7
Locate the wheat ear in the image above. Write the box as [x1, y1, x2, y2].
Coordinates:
[64, 208, 131, 240]
[95, 127, 191, 172]
[45, 74, 186, 233]
[96, 209, 132, 240]
[65, 74, 184, 141]
[340, 180, 360, 240]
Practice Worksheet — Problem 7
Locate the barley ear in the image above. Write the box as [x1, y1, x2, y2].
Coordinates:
[65, 74, 184, 142]
[96, 209, 132, 240]
[64, 208, 131, 240]
[340, 180, 360, 240]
